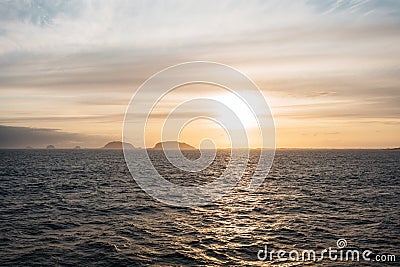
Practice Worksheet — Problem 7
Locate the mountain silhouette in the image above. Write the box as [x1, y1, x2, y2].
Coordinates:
[152, 141, 196, 150]
[102, 141, 135, 150]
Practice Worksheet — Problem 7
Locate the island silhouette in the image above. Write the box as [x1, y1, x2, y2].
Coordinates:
[102, 141, 135, 150]
[152, 141, 196, 150]
[101, 141, 196, 150]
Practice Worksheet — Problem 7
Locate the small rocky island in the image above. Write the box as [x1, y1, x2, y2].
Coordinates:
[152, 141, 196, 150]
[46, 145, 55, 149]
[102, 141, 135, 150]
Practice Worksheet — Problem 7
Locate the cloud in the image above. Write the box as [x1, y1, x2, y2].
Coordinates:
[0, 114, 124, 124]
[1, 0, 399, 95]
[0, 125, 109, 148]
[0, 0, 81, 26]
[0, 0, 399, 147]
[274, 96, 400, 121]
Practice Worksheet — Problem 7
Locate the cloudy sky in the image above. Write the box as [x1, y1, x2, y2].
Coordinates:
[0, 0, 399, 148]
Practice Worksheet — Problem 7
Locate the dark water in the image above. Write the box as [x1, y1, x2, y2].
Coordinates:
[0, 149, 399, 266]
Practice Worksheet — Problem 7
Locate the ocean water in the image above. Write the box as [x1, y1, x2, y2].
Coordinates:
[0, 149, 399, 266]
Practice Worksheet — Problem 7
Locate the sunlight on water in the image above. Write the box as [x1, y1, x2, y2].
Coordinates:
[0, 149, 399, 265]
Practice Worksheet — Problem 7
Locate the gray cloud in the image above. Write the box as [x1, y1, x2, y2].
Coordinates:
[0, 125, 109, 148]
[0, 0, 399, 148]
[0, 0, 81, 26]
[0, 114, 124, 124]
[276, 96, 400, 120]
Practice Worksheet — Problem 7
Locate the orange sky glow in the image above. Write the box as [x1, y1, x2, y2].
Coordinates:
[0, 1, 399, 149]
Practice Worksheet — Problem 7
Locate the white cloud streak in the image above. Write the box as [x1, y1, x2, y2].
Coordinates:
[0, 0, 399, 147]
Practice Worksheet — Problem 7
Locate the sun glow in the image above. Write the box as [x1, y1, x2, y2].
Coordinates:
[212, 92, 259, 130]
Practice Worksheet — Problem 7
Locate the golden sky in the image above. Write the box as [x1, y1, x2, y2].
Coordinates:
[0, 0, 399, 148]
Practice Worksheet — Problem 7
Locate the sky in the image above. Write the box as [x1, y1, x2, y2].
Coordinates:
[0, 0, 399, 148]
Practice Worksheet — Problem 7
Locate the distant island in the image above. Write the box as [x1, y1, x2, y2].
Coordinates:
[102, 141, 135, 150]
[46, 145, 55, 149]
[152, 141, 196, 150]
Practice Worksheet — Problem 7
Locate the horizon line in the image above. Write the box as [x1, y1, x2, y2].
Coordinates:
[1, 147, 398, 150]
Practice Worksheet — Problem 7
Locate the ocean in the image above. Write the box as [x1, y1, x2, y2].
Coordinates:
[0, 149, 399, 266]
